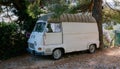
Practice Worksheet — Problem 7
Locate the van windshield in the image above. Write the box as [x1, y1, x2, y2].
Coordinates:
[34, 22, 46, 32]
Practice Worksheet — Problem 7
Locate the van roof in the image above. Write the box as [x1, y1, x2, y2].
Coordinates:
[47, 14, 96, 23]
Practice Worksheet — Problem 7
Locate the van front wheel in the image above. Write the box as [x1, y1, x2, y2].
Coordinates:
[89, 44, 96, 53]
[52, 49, 62, 60]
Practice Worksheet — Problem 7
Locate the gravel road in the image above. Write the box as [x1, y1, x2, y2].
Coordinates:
[0, 47, 120, 69]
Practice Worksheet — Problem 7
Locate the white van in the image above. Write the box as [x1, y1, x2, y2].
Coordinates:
[27, 14, 99, 60]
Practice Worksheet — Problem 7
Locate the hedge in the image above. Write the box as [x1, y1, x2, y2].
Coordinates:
[0, 22, 27, 60]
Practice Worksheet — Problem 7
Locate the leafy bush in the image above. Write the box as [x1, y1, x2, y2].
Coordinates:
[0, 22, 27, 60]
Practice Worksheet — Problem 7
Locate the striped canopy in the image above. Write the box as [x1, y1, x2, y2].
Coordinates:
[48, 14, 96, 23]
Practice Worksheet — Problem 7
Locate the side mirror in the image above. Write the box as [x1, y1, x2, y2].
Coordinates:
[26, 32, 31, 38]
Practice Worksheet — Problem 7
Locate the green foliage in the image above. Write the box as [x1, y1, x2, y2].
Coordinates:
[103, 35, 110, 47]
[47, 0, 92, 18]
[77, 0, 91, 10]
[111, 12, 120, 23]
[70, 0, 91, 12]
[46, 0, 67, 17]
[104, 24, 114, 30]
[48, 4, 68, 18]
[0, 0, 10, 2]
[23, 17, 37, 32]
[27, 0, 43, 18]
[78, 0, 91, 4]
[10, 0, 40, 32]
[103, 7, 120, 23]
[0, 22, 27, 60]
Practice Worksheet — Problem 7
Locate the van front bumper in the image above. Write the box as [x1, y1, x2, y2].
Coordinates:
[27, 48, 44, 55]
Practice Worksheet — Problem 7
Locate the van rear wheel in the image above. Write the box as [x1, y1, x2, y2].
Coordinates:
[89, 44, 96, 53]
[52, 49, 62, 60]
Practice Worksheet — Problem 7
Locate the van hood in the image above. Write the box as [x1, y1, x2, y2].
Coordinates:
[28, 32, 43, 45]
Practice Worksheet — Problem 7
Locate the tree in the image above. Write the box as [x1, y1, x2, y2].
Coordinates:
[92, 0, 103, 48]
[0, 0, 42, 32]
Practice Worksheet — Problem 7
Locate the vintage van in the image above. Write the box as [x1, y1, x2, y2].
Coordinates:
[27, 14, 99, 60]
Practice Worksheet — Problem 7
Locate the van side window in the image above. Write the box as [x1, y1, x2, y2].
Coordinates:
[46, 23, 62, 33]
[46, 23, 53, 32]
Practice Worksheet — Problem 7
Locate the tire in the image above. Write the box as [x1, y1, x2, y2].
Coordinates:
[89, 44, 96, 53]
[52, 49, 63, 60]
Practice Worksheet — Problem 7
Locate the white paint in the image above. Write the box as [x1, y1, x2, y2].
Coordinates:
[28, 20, 99, 56]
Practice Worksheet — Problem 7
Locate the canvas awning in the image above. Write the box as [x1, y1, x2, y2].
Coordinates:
[48, 14, 96, 23]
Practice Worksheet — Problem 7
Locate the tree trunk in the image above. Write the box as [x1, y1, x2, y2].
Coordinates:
[92, 0, 104, 49]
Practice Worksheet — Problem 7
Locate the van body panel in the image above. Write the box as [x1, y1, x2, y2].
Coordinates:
[45, 33, 62, 45]
[62, 22, 99, 52]
[27, 14, 99, 56]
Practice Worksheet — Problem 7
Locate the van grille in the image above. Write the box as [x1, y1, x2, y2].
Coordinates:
[29, 43, 34, 49]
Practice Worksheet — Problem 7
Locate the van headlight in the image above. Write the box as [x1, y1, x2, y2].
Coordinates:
[34, 41, 37, 46]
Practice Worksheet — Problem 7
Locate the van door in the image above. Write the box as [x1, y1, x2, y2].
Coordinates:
[44, 23, 63, 45]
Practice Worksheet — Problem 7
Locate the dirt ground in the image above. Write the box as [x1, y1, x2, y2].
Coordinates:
[0, 47, 120, 69]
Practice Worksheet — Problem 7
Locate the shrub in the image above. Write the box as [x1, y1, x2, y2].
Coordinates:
[0, 22, 27, 60]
